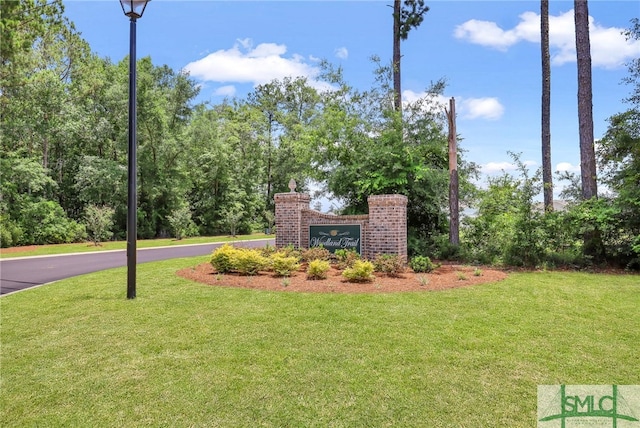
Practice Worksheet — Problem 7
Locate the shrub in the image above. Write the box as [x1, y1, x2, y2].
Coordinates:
[20, 200, 86, 245]
[409, 256, 436, 273]
[307, 259, 331, 280]
[373, 254, 406, 277]
[334, 249, 361, 269]
[342, 260, 375, 283]
[167, 206, 198, 240]
[301, 246, 331, 262]
[209, 243, 237, 273]
[259, 243, 278, 258]
[277, 244, 302, 261]
[211, 244, 269, 275]
[233, 249, 268, 275]
[270, 255, 300, 277]
[0, 215, 23, 248]
[84, 204, 115, 246]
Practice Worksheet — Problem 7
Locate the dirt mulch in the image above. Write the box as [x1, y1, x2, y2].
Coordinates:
[176, 262, 508, 294]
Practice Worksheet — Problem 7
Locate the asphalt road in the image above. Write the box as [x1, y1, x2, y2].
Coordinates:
[0, 239, 274, 296]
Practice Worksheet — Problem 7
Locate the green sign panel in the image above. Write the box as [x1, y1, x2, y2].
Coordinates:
[309, 224, 361, 254]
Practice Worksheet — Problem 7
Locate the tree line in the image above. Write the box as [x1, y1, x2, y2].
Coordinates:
[1, 1, 638, 269]
[0, 1, 462, 250]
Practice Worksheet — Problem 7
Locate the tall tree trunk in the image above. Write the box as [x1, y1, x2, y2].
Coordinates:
[574, 0, 597, 200]
[393, 0, 402, 112]
[574, 0, 602, 258]
[541, 0, 553, 212]
[446, 98, 459, 246]
[266, 111, 273, 209]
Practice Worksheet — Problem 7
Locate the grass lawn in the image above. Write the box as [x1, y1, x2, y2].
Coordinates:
[1, 258, 638, 427]
[0, 233, 273, 259]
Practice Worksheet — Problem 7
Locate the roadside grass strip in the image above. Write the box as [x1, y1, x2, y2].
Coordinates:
[0, 233, 273, 259]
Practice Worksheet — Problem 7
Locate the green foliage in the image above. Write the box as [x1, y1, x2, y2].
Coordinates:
[263, 210, 275, 233]
[209, 244, 268, 276]
[397, 0, 430, 40]
[167, 206, 198, 240]
[342, 260, 375, 283]
[301, 246, 331, 262]
[596, 109, 640, 268]
[463, 153, 546, 267]
[333, 248, 361, 269]
[219, 201, 245, 237]
[270, 255, 300, 277]
[234, 250, 269, 276]
[0, 215, 23, 248]
[372, 254, 406, 277]
[409, 256, 435, 273]
[276, 245, 302, 261]
[20, 200, 86, 245]
[209, 243, 237, 273]
[84, 205, 115, 246]
[259, 243, 278, 258]
[2, 8, 468, 251]
[306, 259, 331, 280]
[74, 156, 127, 208]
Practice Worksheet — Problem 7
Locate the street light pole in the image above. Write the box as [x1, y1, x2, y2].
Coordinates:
[120, 0, 149, 299]
[126, 14, 137, 299]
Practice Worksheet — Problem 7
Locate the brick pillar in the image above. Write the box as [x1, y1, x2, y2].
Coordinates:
[274, 192, 310, 249]
[366, 194, 408, 260]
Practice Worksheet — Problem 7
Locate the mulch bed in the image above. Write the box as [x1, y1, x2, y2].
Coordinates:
[176, 262, 509, 293]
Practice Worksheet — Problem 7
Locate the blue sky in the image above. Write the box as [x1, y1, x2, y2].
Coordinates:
[63, 1, 639, 196]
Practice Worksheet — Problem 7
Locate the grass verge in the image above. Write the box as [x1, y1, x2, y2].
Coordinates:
[1, 260, 638, 427]
[0, 233, 273, 259]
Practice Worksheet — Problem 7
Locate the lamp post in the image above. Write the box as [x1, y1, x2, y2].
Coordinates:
[120, 0, 149, 299]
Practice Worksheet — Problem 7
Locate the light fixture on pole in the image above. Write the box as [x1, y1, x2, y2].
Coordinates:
[120, 0, 150, 299]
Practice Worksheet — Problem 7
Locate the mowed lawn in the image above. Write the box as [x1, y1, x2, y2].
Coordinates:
[1, 257, 638, 427]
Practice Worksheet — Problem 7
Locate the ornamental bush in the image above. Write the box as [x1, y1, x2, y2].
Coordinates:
[307, 259, 331, 280]
[209, 243, 237, 273]
[270, 254, 300, 277]
[277, 244, 302, 261]
[234, 250, 268, 275]
[342, 260, 375, 283]
[301, 246, 331, 262]
[373, 254, 406, 277]
[334, 249, 361, 269]
[409, 256, 436, 273]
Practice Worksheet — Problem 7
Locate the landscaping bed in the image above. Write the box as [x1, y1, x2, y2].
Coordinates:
[177, 262, 508, 293]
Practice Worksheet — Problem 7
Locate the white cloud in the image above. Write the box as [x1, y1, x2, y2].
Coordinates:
[213, 85, 236, 97]
[334, 47, 348, 60]
[403, 91, 504, 121]
[482, 159, 537, 174]
[454, 10, 640, 69]
[460, 97, 504, 121]
[183, 39, 319, 87]
[402, 89, 447, 106]
[556, 162, 580, 173]
[454, 19, 522, 51]
[482, 161, 517, 174]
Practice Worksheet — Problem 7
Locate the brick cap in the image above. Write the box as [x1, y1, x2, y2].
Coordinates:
[367, 194, 408, 206]
[274, 192, 311, 202]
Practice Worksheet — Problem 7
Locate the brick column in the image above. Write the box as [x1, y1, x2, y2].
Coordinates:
[366, 194, 408, 260]
[274, 192, 310, 249]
